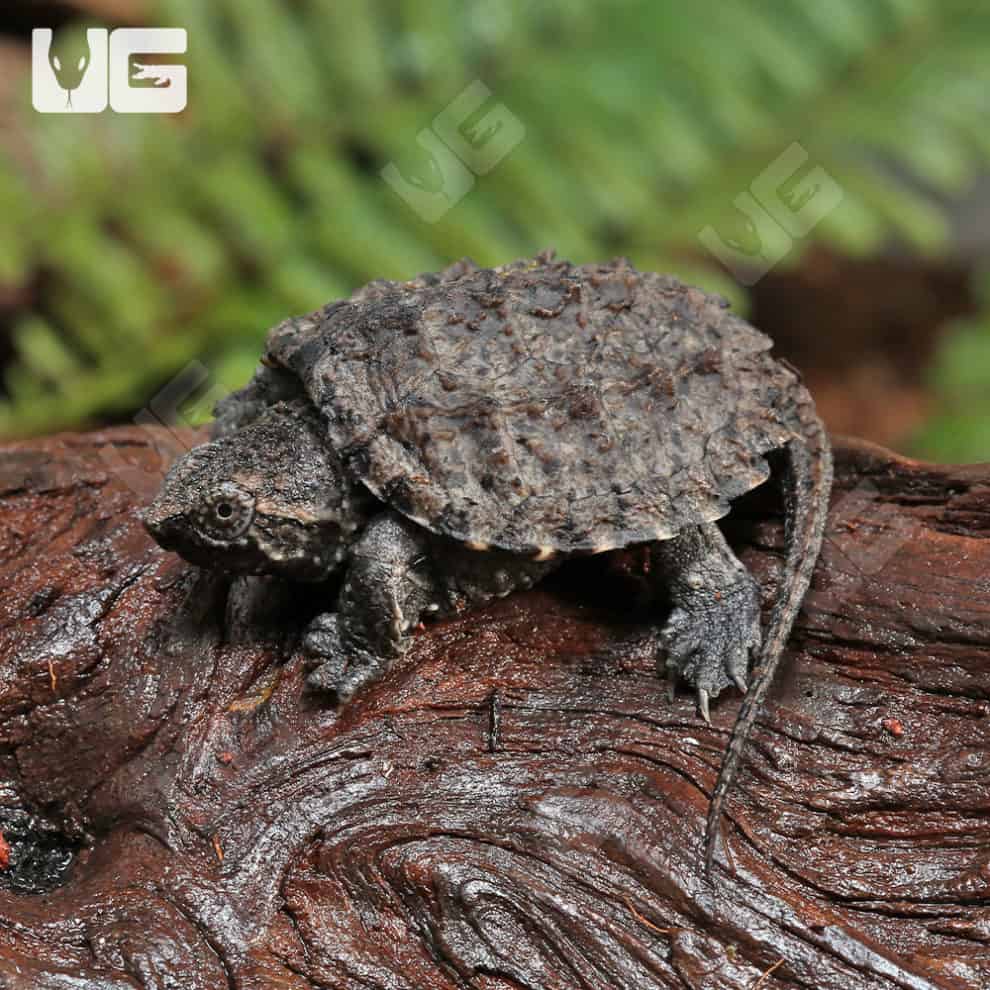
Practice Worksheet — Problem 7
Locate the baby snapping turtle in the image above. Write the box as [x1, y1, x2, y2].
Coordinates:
[144, 252, 832, 868]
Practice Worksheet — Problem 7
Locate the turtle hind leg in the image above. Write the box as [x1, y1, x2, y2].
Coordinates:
[652, 524, 762, 720]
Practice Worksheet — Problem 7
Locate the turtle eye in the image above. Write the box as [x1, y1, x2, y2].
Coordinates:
[199, 484, 255, 540]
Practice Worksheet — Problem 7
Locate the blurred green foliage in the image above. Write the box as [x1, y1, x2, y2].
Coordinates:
[1, 0, 989, 445]
[912, 271, 990, 461]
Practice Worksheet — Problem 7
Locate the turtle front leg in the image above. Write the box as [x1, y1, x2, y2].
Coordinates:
[304, 511, 437, 701]
[652, 524, 762, 722]
[304, 510, 561, 702]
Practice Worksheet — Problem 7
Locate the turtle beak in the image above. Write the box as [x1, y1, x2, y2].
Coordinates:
[141, 500, 183, 551]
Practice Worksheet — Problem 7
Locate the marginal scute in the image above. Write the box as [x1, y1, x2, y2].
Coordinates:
[226, 253, 805, 553]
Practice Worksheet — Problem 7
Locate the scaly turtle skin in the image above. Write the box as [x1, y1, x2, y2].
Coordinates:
[144, 252, 833, 872]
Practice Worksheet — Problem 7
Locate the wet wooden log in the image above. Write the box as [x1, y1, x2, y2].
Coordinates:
[0, 426, 988, 990]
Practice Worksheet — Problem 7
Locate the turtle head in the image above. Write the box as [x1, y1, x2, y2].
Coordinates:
[143, 401, 365, 581]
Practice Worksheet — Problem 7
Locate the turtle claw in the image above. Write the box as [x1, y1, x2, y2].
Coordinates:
[660, 576, 762, 721]
[309, 660, 388, 703]
[303, 612, 391, 703]
[306, 655, 347, 692]
[697, 688, 712, 725]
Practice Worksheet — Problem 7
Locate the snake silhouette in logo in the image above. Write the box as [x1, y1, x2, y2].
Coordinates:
[47, 31, 93, 109]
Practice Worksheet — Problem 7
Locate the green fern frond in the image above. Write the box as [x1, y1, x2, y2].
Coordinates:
[0, 0, 987, 437]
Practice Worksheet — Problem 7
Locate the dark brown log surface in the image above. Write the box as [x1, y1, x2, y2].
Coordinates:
[0, 426, 989, 990]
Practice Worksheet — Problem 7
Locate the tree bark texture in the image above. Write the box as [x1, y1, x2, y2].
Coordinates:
[0, 426, 988, 990]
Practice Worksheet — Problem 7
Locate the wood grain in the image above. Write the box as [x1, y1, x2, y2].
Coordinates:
[0, 427, 987, 989]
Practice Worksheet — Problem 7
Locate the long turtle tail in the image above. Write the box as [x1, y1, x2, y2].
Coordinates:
[703, 392, 833, 873]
